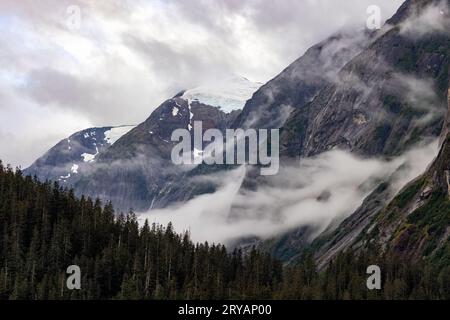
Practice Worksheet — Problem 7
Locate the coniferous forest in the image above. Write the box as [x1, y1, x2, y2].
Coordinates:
[0, 160, 449, 300]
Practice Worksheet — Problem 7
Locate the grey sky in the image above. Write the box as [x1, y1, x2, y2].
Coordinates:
[0, 0, 404, 168]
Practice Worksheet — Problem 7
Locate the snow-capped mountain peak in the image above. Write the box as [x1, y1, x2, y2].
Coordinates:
[181, 76, 262, 113]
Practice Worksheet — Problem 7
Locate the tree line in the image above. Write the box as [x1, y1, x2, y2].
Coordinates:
[0, 161, 448, 300]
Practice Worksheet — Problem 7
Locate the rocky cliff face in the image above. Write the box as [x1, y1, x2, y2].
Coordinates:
[359, 66, 450, 262]
[312, 30, 450, 268]
[281, 1, 449, 158]
[233, 31, 372, 131]
[341, 125, 450, 268]
[248, 0, 450, 261]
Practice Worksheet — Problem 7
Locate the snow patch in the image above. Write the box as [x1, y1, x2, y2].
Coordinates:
[81, 146, 99, 163]
[71, 164, 79, 174]
[104, 125, 135, 145]
[81, 153, 96, 163]
[172, 106, 179, 116]
[60, 173, 71, 180]
[181, 76, 262, 113]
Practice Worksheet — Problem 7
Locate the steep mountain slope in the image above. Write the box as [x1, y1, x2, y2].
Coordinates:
[281, 0, 449, 158]
[323, 122, 450, 270]
[311, 164, 422, 269]
[233, 31, 373, 131]
[24, 126, 135, 183]
[243, 0, 450, 261]
[312, 46, 450, 268]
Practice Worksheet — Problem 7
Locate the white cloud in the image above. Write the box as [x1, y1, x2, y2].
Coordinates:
[0, 87, 91, 168]
[138, 140, 439, 244]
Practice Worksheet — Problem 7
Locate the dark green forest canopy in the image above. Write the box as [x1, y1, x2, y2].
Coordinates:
[0, 160, 448, 300]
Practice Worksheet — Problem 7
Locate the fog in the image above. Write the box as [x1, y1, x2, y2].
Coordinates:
[138, 140, 439, 244]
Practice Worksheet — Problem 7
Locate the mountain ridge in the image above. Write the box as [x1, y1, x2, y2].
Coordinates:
[26, 78, 260, 212]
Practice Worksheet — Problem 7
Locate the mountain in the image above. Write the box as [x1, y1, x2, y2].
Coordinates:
[23, 22, 389, 214]
[313, 60, 450, 267]
[74, 97, 238, 212]
[26, 77, 262, 212]
[281, 3, 449, 158]
[153, 0, 449, 212]
[233, 30, 373, 131]
[259, 0, 450, 261]
[25, 126, 135, 183]
[150, 29, 375, 206]
[309, 0, 450, 263]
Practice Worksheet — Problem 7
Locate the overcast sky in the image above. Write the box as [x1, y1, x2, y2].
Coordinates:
[0, 0, 404, 168]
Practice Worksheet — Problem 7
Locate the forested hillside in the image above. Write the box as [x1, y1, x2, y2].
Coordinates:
[0, 160, 448, 300]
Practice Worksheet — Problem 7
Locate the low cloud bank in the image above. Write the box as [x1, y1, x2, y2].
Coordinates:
[138, 140, 439, 245]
